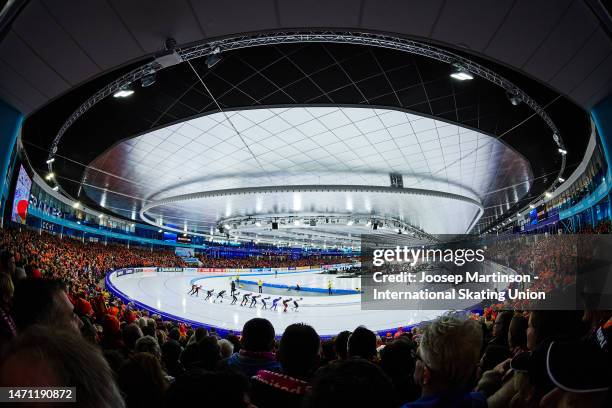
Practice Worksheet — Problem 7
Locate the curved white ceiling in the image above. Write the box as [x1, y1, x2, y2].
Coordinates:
[83, 106, 532, 237]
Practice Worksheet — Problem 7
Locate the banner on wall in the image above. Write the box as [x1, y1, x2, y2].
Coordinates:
[157, 267, 183, 272]
[11, 165, 32, 224]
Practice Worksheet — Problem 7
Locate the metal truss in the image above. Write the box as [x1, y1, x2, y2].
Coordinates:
[218, 212, 438, 243]
[46, 30, 566, 231]
[138, 184, 484, 239]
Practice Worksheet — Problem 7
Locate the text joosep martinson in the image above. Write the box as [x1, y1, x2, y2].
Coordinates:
[368, 246, 546, 302]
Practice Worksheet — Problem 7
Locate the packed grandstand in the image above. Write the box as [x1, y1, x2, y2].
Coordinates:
[0, 226, 609, 407]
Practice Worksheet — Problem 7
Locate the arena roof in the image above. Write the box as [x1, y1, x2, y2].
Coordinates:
[8, 2, 599, 242]
[1, 0, 612, 115]
[81, 106, 531, 240]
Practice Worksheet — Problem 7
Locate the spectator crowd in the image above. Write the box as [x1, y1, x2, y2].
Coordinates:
[0, 227, 609, 407]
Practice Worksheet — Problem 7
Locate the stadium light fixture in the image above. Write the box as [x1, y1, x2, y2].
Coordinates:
[46, 157, 55, 164]
[45, 172, 55, 181]
[507, 92, 521, 106]
[558, 148, 567, 155]
[206, 47, 222, 68]
[450, 63, 473, 81]
[113, 86, 134, 98]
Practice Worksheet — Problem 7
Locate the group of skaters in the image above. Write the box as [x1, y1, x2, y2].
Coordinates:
[188, 278, 303, 312]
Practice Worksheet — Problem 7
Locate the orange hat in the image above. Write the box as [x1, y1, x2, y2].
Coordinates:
[103, 314, 120, 334]
[76, 298, 93, 316]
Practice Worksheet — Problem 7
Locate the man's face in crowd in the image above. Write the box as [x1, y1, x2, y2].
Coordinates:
[492, 314, 503, 337]
[6, 255, 15, 274]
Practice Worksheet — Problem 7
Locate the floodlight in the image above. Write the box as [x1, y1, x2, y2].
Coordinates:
[113, 86, 134, 98]
[450, 64, 473, 81]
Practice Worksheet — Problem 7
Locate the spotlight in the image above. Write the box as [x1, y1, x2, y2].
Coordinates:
[140, 72, 156, 87]
[507, 92, 521, 106]
[46, 157, 55, 164]
[52, 185, 59, 191]
[113, 86, 134, 98]
[206, 47, 222, 68]
[45, 172, 55, 181]
[558, 177, 565, 182]
[450, 63, 473, 81]
[558, 148, 567, 155]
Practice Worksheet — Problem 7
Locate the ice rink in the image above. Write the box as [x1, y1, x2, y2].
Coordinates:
[107, 269, 447, 336]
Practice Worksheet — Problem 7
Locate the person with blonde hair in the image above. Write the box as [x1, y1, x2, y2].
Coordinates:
[406, 313, 486, 407]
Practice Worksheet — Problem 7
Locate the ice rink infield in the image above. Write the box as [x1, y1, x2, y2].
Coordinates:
[107, 268, 446, 337]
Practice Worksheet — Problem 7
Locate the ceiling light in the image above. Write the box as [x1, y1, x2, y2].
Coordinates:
[46, 157, 55, 164]
[529, 204, 535, 209]
[72, 202, 80, 209]
[113, 86, 134, 98]
[206, 47, 222, 68]
[507, 92, 521, 106]
[158, 229, 163, 233]
[558, 177, 565, 182]
[558, 148, 567, 155]
[45, 172, 55, 181]
[52, 185, 59, 191]
[98, 214, 104, 218]
[545, 192, 552, 198]
[450, 64, 473, 81]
